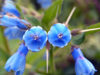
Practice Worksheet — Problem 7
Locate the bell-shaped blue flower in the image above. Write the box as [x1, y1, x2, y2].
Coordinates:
[23, 26, 47, 52]
[0, 14, 30, 29]
[48, 23, 71, 48]
[71, 46, 84, 60]
[0, 14, 19, 27]
[71, 46, 97, 75]
[4, 27, 26, 40]
[2, 0, 20, 17]
[5, 43, 28, 75]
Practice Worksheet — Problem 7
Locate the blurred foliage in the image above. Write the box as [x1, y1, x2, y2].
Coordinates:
[1, 0, 100, 75]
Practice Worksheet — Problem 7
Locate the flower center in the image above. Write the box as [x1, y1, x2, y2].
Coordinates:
[33, 35, 39, 40]
[58, 33, 63, 38]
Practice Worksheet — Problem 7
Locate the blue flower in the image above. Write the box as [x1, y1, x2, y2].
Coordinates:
[5, 43, 28, 75]
[17, 19, 31, 30]
[71, 46, 97, 75]
[0, 14, 30, 29]
[48, 23, 71, 48]
[2, 0, 20, 17]
[37, 0, 52, 9]
[0, 14, 19, 27]
[4, 27, 26, 40]
[23, 26, 47, 52]
[71, 46, 84, 60]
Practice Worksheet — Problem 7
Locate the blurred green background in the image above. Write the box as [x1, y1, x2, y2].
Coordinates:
[0, 0, 100, 75]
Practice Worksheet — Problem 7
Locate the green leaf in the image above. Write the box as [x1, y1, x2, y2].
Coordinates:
[24, 15, 40, 26]
[85, 23, 100, 35]
[41, 0, 63, 31]
[72, 33, 85, 45]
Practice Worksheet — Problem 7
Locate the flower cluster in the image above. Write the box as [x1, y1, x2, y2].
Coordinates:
[0, 0, 97, 75]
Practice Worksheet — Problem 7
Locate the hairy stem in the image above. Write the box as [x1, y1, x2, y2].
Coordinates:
[80, 28, 100, 33]
[65, 6, 76, 27]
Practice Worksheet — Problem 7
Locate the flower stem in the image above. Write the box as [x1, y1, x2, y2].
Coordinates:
[65, 6, 76, 27]
[71, 28, 100, 36]
[49, 46, 55, 74]
[80, 28, 100, 33]
[46, 49, 49, 73]
[0, 26, 11, 54]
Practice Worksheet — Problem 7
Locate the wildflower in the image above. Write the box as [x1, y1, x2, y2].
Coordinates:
[2, 0, 20, 17]
[0, 14, 30, 30]
[71, 46, 97, 75]
[23, 26, 47, 52]
[48, 23, 71, 48]
[0, 14, 19, 27]
[17, 19, 31, 30]
[5, 43, 28, 75]
[4, 27, 25, 40]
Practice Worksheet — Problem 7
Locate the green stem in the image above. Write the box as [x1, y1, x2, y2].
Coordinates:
[49, 46, 55, 74]
[0, 27, 11, 54]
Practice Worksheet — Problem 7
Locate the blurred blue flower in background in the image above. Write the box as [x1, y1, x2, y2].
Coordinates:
[2, 0, 20, 17]
[71, 46, 97, 75]
[0, 14, 31, 40]
[5, 43, 29, 75]
[4, 27, 26, 40]
[0, 14, 31, 29]
[37, 0, 52, 9]
[48, 23, 71, 48]
[23, 26, 47, 52]
[0, 14, 19, 27]
[17, 19, 31, 30]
